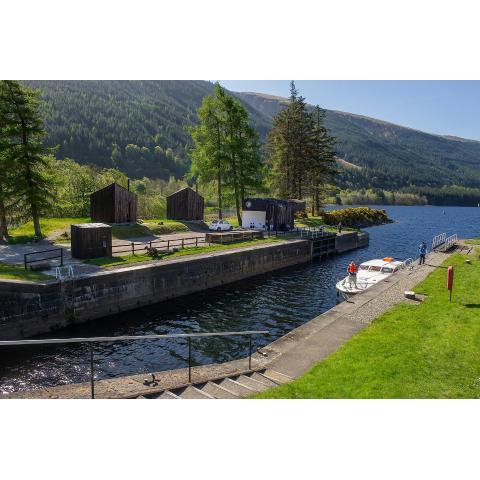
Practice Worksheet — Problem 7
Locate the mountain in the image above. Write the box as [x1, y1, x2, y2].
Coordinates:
[20, 81, 480, 202]
[22, 80, 271, 179]
[235, 92, 480, 191]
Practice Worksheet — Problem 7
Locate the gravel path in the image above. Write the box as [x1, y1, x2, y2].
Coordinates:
[346, 250, 450, 325]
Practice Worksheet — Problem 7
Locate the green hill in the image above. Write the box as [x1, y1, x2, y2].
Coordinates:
[236, 92, 480, 191]
[20, 81, 480, 204]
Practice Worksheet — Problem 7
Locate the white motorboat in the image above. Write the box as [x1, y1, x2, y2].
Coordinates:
[336, 257, 409, 295]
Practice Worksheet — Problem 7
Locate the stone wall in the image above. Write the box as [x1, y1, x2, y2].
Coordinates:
[0, 240, 311, 340]
[335, 231, 369, 253]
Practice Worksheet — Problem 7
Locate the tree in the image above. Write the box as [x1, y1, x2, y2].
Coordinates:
[189, 83, 262, 222]
[189, 84, 228, 219]
[0, 81, 55, 238]
[307, 106, 337, 215]
[267, 82, 336, 210]
[267, 81, 313, 199]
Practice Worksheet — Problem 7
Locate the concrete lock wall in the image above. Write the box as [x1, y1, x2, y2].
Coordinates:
[0, 241, 312, 340]
[335, 231, 369, 253]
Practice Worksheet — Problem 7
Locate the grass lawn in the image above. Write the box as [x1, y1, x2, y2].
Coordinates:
[254, 253, 480, 399]
[0, 262, 53, 282]
[85, 237, 284, 268]
[465, 238, 480, 245]
[8, 218, 191, 244]
[8, 217, 89, 244]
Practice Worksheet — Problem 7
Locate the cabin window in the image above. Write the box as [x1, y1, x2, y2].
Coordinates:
[369, 266, 382, 271]
[359, 265, 369, 270]
[382, 267, 394, 273]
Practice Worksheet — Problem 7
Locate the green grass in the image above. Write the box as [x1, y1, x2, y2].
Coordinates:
[8, 217, 89, 244]
[142, 219, 189, 235]
[465, 238, 480, 245]
[85, 237, 284, 268]
[0, 263, 53, 282]
[254, 253, 480, 399]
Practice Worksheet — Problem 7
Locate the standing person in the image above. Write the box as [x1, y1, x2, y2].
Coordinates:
[418, 241, 427, 265]
[337, 222, 343, 234]
[347, 260, 358, 287]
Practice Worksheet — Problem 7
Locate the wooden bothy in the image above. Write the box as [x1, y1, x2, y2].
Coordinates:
[242, 198, 301, 231]
[166, 187, 204, 221]
[90, 183, 137, 224]
[71, 223, 112, 259]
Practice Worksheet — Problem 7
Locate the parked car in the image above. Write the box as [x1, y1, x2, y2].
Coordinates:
[209, 219, 233, 231]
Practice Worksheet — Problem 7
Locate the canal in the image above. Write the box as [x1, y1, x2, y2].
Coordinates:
[1, 205, 479, 393]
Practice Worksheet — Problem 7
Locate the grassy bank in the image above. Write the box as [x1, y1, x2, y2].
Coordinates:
[255, 253, 480, 398]
[8, 218, 89, 244]
[8, 217, 190, 244]
[85, 237, 284, 268]
[0, 263, 53, 282]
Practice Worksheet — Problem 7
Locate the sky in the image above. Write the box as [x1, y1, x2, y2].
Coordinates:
[219, 81, 480, 141]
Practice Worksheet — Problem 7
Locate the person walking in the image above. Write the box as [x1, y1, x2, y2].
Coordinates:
[418, 241, 427, 265]
[337, 222, 343, 234]
[347, 260, 358, 287]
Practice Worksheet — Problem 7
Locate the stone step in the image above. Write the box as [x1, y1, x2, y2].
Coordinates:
[250, 371, 278, 388]
[216, 377, 256, 397]
[199, 381, 239, 399]
[177, 385, 212, 399]
[233, 374, 270, 393]
[259, 369, 293, 385]
[157, 390, 181, 399]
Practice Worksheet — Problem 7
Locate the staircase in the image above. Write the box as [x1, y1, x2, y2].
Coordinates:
[136, 368, 292, 399]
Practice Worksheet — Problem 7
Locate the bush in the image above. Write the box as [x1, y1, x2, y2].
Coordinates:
[322, 207, 390, 228]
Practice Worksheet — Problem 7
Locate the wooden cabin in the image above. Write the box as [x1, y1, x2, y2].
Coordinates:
[166, 187, 204, 221]
[90, 183, 137, 224]
[242, 198, 299, 231]
[71, 223, 112, 259]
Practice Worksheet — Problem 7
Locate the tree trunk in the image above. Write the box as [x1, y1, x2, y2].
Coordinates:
[31, 203, 42, 238]
[0, 186, 8, 241]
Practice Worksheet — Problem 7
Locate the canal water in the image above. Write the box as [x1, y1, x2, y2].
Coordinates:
[1, 205, 479, 393]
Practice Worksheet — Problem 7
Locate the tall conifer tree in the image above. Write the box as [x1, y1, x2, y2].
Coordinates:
[0, 81, 55, 238]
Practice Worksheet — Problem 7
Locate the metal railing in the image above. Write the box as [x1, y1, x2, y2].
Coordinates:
[24, 248, 64, 270]
[112, 236, 208, 255]
[444, 234, 458, 251]
[432, 232, 447, 250]
[0, 330, 269, 399]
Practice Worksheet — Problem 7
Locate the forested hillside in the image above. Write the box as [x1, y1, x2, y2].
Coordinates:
[21, 80, 270, 179]
[20, 81, 480, 205]
[237, 92, 480, 191]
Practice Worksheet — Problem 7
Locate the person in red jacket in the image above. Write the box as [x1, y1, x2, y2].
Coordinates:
[347, 260, 358, 286]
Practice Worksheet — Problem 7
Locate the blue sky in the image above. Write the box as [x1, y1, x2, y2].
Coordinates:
[219, 81, 480, 141]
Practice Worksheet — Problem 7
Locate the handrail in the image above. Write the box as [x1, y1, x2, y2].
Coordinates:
[24, 247, 64, 270]
[0, 330, 269, 399]
[0, 330, 269, 346]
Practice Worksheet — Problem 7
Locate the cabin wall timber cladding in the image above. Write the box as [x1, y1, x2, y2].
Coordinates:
[90, 183, 137, 224]
[166, 187, 204, 221]
[71, 223, 113, 259]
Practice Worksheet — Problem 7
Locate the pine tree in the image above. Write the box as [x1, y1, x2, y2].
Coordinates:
[0, 81, 55, 238]
[307, 106, 337, 215]
[267, 82, 336, 208]
[267, 81, 313, 199]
